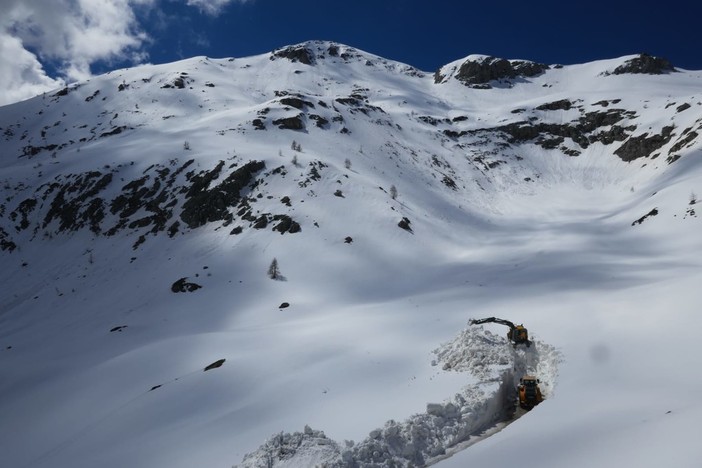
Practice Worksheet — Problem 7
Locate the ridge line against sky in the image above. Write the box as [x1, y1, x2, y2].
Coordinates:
[1, 0, 701, 107]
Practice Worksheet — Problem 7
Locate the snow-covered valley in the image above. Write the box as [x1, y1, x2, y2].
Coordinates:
[1, 42, 701, 467]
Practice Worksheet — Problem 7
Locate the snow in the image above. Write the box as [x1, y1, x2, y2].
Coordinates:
[1, 41, 701, 467]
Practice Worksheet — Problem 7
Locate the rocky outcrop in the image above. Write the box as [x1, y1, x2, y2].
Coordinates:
[611, 54, 675, 75]
[180, 160, 266, 228]
[170, 277, 202, 293]
[439, 56, 548, 87]
[614, 126, 675, 161]
[457, 108, 638, 152]
[271, 45, 314, 65]
[272, 114, 305, 130]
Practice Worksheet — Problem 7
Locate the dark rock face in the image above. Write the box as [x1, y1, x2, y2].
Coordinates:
[398, 217, 412, 232]
[280, 97, 314, 110]
[668, 130, 698, 155]
[204, 359, 225, 371]
[612, 54, 675, 75]
[448, 57, 548, 86]
[271, 45, 314, 65]
[42, 172, 113, 233]
[632, 208, 659, 226]
[453, 108, 639, 153]
[180, 160, 266, 228]
[272, 215, 301, 234]
[614, 126, 675, 162]
[0, 152, 307, 252]
[161, 72, 192, 89]
[536, 100, 573, 111]
[309, 114, 329, 128]
[0, 227, 17, 252]
[273, 115, 305, 130]
[171, 277, 202, 293]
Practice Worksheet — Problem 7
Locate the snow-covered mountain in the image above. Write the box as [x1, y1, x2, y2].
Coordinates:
[1, 41, 701, 468]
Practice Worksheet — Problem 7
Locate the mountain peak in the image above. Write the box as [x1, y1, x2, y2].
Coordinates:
[609, 53, 676, 75]
[269, 41, 370, 66]
[434, 55, 550, 87]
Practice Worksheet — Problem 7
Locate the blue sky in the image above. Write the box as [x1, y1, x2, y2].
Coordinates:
[2, 0, 701, 105]
[136, 0, 702, 71]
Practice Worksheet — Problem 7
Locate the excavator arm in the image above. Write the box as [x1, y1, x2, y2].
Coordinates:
[470, 316, 531, 347]
[469, 317, 516, 329]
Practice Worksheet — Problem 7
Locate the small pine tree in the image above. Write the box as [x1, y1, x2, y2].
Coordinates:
[344, 158, 351, 169]
[268, 258, 280, 280]
[183, 141, 191, 150]
[292, 155, 299, 167]
[390, 184, 397, 200]
[690, 191, 698, 205]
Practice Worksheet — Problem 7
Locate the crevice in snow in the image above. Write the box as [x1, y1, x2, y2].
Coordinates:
[235, 323, 562, 467]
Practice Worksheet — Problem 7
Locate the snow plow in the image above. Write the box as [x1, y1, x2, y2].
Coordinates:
[518, 376, 543, 410]
[469, 317, 531, 347]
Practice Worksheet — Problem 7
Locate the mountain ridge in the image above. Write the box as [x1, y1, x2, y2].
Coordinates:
[1, 41, 699, 253]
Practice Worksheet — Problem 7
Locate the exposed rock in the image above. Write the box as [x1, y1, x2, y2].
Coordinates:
[170, 277, 202, 293]
[99, 126, 130, 138]
[280, 96, 314, 110]
[0, 227, 17, 252]
[464, 108, 638, 151]
[272, 214, 301, 234]
[42, 172, 113, 232]
[632, 208, 659, 226]
[309, 114, 329, 128]
[668, 130, 698, 155]
[204, 359, 225, 371]
[611, 54, 675, 75]
[536, 99, 573, 111]
[449, 56, 548, 86]
[398, 217, 412, 232]
[271, 45, 314, 65]
[273, 114, 305, 130]
[180, 160, 265, 229]
[614, 126, 675, 162]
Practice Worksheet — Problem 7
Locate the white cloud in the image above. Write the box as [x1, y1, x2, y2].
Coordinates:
[0, 33, 65, 106]
[185, 0, 244, 16]
[0, 0, 153, 106]
[0, 0, 245, 106]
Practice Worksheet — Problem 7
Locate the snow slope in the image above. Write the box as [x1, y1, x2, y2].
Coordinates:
[0, 41, 701, 467]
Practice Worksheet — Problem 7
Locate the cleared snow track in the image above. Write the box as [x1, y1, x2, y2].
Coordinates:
[235, 323, 561, 467]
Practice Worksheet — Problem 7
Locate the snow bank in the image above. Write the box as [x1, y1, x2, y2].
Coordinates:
[235, 324, 561, 467]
